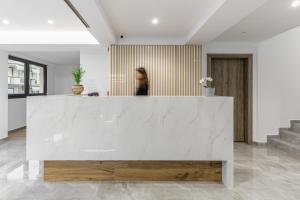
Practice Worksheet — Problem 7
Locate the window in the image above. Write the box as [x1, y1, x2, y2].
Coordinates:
[8, 56, 47, 99]
[8, 59, 25, 96]
[29, 64, 45, 94]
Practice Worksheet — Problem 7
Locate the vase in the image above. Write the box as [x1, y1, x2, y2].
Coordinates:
[72, 85, 84, 95]
[205, 87, 215, 97]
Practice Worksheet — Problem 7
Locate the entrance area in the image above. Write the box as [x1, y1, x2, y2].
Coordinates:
[207, 54, 253, 143]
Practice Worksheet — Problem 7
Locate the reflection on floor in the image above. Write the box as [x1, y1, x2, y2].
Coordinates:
[0, 129, 300, 200]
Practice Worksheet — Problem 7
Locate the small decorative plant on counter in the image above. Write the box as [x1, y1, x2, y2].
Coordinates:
[199, 77, 215, 96]
[72, 67, 86, 95]
[199, 77, 213, 88]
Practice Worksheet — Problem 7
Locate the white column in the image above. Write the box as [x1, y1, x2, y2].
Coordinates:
[0, 50, 8, 139]
[80, 46, 109, 96]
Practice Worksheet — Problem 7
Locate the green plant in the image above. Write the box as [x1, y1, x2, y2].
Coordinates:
[72, 67, 85, 85]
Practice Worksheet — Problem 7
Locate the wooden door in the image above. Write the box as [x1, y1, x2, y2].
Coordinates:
[209, 58, 247, 142]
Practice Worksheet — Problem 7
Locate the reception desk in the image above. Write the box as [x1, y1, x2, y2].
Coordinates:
[27, 95, 233, 188]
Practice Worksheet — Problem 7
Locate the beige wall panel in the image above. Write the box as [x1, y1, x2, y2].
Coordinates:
[110, 45, 202, 96]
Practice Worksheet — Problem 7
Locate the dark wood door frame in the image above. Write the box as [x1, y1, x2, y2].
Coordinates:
[207, 54, 253, 144]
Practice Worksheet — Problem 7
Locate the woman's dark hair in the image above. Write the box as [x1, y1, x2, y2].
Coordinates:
[136, 67, 149, 85]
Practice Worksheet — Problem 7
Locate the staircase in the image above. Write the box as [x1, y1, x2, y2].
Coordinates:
[267, 120, 300, 156]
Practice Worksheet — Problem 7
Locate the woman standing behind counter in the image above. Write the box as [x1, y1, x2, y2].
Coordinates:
[135, 67, 149, 96]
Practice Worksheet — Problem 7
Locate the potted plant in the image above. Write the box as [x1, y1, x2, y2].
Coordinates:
[199, 77, 215, 96]
[72, 67, 85, 95]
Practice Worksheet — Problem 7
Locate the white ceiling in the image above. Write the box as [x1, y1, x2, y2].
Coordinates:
[0, 0, 85, 31]
[98, 0, 224, 39]
[216, 0, 300, 42]
[0, 0, 98, 44]
[14, 52, 80, 66]
[0, 0, 300, 45]
[92, 0, 269, 44]
[187, 0, 269, 44]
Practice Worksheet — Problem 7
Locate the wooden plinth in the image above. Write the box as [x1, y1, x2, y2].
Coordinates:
[44, 161, 222, 182]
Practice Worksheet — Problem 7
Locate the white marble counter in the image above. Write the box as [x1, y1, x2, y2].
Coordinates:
[27, 95, 233, 187]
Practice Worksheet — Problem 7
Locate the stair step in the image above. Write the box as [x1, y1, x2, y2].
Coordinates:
[279, 128, 300, 145]
[290, 120, 300, 133]
[267, 136, 300, 156]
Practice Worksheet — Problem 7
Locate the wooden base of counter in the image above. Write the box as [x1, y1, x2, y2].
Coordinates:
[44, 161, 222, 182]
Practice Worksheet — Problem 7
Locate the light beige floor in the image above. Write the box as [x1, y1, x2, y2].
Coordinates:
[0, 129, 300, 200]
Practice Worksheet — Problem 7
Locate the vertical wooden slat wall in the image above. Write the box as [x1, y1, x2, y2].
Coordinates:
[110, 45, 202, 96]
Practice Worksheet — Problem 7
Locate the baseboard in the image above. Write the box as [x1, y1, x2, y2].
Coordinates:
[253, 141, 267, 146]
[8, 126, 26, 133]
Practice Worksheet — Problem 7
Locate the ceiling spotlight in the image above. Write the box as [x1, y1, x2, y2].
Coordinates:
[47, 19, 54, 25]
[2, 19, 10, 25]
[291, 0, 300, 7]
[152, 18, 159, 25]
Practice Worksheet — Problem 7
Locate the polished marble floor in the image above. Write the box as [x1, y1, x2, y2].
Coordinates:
[0, 129, 300, 200]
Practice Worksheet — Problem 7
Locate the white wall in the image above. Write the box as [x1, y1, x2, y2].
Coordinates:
[0, 50, 8, 139]
[80, 46, 109, 95]
[52, 65, 76, 95]
[8, 98, 26, 131]
[47, 65, 55, 95]
[202, 42, 260, 142]
[257, 26, 300, 142]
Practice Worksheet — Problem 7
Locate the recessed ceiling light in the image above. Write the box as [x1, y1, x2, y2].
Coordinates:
[152, 18, 159, 25]
[2, 19, 10, 25]
[47, 19, 54, 25]
[291, 0, 300, 7]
